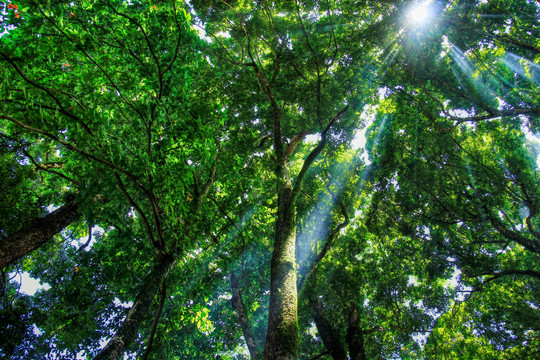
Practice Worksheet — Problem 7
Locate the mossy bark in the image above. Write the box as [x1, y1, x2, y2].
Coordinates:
[264, 179, 299, 360]
[0, 198, 79, 269]
[93, 254, 176, 360]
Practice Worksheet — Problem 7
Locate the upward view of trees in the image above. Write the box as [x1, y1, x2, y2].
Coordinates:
[0, 0, 539, 359]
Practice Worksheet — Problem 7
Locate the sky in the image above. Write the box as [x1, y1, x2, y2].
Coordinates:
[11, 271, 50, 296]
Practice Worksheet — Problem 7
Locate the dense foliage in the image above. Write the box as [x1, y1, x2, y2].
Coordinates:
[1, 0, 539, 359]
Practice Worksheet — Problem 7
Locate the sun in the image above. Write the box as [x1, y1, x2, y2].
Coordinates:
[406, 1, 432, 25]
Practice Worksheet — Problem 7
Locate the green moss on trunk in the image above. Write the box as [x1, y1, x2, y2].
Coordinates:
[264, 184, 299, 360]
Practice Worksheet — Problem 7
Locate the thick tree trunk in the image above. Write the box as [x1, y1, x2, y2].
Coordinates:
[231, 271, 262, 360]
[0, 198, 79, 269]
[264, 184, 299, 360]
[93, 254, 176, 360]
[312, 299, 347, 360]
[347, 303, 367, 360]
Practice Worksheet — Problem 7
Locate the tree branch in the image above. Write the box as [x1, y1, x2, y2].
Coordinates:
[230, 271, 262, 360]
[114, 172, 161, 252]
[291, 105, 349, 203]
[106, 2, 164, 98]
[1, 114, 148, 193]
[284, 130, 310, 160]
[495, 33, 540, 54]
[141, 280, 167, 360]
[0, 51, 94, 136]
[487, 211, 540, 255]
[480, 269, 540, 285]
[0, 198, 80, 269]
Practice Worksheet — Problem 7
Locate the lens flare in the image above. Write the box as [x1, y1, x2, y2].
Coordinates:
[407, 1, 433, 25]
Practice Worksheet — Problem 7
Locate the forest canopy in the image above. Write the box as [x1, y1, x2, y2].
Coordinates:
[1, 0, 539, 359]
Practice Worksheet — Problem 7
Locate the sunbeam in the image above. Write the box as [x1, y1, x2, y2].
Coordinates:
[353, 114, 390, 216]
[446, 42, 498, 106]
[382, 46, 400, 69]
[296, 191, 334, 277]
[296, 159, 355, 283]
[501, 52, 540, 85]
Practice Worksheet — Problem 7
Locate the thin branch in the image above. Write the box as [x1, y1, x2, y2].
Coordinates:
[106, 2, 163, 98]
[77, 224, 93, 252]
[148, 192, 165, 249]
[480, 269, 540, 285]
[114, 172, 161, 251]
[208, 196, 247, 246]
[494, 33, 540, 54]
[162, 3, 183, 76]
[324, 5, 339, 70]
[193, 165, 217, 215]
[220, 0, 283, 163]
[291, 105, 349, 202]
[0, 51, 94, 136]
[447, 108, 540, 125]
[22, 148, 80, 185]
[295, 0, 322, 126]
[38, 8, 149, 125]
[141, 281, 167, 360]
[1, 114, 148, 192]
[487, 211, 540, 255]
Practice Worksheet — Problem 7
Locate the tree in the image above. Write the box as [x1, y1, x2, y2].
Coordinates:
[1, 1, 235, 358]
[190, 0, 408, 357]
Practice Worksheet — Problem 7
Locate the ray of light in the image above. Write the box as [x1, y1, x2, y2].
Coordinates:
[447, 42, 498, 107]
[501, 52, 540, 85]
[382, 46, 400, 70]
[295, 158, 356, 281]
[295, 111, 386, 283]
[296, 190, 334, 276]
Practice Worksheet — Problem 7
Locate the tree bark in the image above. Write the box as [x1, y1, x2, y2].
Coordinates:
[263, 107, 347, 359]
[488, 214, 540, 255]
[93, 254, 177, 360]
[140, 281, 167, 360]
[231, 271, 262, 360]
[347, 303, 367, 360]
[264, 181, 299, 360]
[312, 299, 347, 360]
[0, 198, 79, 269]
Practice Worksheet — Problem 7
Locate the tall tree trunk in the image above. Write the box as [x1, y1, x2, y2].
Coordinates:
[347, 303, 367, 360]
[0, 198, 79, 269]
[231, 271, 262, 360]
[93, 254, 176, 360]
[264, 180, 299, 360]
[312, 299, 347, 360]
